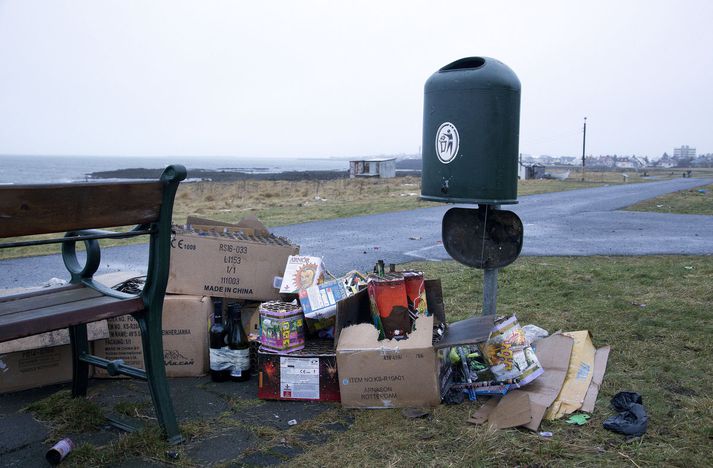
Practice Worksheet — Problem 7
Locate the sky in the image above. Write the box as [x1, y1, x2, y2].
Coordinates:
[0, 0, 711, 160]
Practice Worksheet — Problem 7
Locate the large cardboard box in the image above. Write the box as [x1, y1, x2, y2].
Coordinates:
[93, 294, 211, 378]
[257, 339, 340, 402]
[168, 218, 299, 301]
[335, 286, 495, 409]
[337, 313, 440, 408]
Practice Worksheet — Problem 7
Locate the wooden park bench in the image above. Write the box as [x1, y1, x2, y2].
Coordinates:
[0, 165, 186, 444]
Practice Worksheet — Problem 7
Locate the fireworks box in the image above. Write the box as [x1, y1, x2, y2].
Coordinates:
[93, 294, 212, 378]
[167, 217, 299, 301]
[335, 281, 495, 409]
[257, 339, 340, 402]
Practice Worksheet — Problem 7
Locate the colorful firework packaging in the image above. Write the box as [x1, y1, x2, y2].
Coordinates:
[366, 273, 412, 340]
[259, 301, 306, 353]
[403, 270, 428, 316]
[480, 315, 543, 386]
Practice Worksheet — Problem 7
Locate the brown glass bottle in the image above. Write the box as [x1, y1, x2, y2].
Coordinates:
[227, 303, 251, 382]
[209, 298, 231, 382]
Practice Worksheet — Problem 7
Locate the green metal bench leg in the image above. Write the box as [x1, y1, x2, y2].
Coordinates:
[135, 312, 184, 445]
[69, 324, 90, 397]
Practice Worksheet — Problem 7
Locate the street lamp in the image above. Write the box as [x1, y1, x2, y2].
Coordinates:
[581, 117, 587, 182]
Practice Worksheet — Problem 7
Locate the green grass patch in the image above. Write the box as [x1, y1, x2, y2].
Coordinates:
[290, 256, 713, 467]
[24, 390, 105, 436]
[626, 183, 713, 215]
[18, 256, 713, 466]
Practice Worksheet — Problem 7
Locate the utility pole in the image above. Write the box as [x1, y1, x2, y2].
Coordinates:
[581, 117, 587, 182]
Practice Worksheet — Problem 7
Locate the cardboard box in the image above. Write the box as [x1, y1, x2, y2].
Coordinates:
[241, 301, 262, 337]
[0, 286, 110, 394]
[257, 339, 340, 402]
[335, 285, 495, 409]
[93, 294, 211, 378]
[337, 313, 441, 408]
[168, 218, 299, 301]
[0, 345, 73, 394]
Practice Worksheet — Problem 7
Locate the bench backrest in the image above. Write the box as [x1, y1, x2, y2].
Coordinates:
[0, 165, 186, 304]
[0, 181, 165, 238]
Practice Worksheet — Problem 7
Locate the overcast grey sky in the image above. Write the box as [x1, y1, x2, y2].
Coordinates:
[0, 0, 711, 160]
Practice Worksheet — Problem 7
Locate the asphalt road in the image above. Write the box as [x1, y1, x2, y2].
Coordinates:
[2, 177, 712, 289]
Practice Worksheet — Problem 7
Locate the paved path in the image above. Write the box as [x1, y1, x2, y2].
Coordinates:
[2, 178, 712, 289]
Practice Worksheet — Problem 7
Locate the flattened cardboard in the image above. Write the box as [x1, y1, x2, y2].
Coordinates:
[186, 215, 269, 236]
[581, 345, 611, 412]
[516, 334, 575, 431]
[168, 224, 299, 300]
[94, 295, 211, 378]
[489, 392, 532, 429]
[467, 397, 500, 425]
[545, 330, 596, 420]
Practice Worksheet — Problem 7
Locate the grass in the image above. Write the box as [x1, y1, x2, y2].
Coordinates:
[21, 256, 713, 466]
[23, 390, 105, 436]
[0, 173, 667, 261]
[289, 256, 713, 467]
[626, 183, 713, 216]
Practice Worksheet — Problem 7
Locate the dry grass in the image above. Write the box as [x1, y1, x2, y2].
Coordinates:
[3, 170, 708, 261]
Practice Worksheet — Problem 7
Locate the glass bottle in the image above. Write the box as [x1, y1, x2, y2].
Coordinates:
[227, 302, 251, 382]
[209, 298, 230, 382]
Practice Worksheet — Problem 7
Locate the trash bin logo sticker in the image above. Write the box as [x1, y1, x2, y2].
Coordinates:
[435, 122, 459, 164]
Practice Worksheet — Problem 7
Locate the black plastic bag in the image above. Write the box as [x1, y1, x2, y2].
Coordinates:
[603, 391, 648, 437]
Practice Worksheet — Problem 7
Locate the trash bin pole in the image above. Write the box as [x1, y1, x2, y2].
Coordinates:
[483, 268, 498, 316]
[482, 203, 500, 316]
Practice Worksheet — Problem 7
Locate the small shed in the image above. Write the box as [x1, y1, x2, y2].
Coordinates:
[518, 163, 545, 180]
[349, 158, 397, 178]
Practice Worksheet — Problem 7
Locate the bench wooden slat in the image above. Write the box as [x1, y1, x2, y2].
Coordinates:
[0, 286, 104, 316]
[0, 294, 145, 343]
[0, 181, 164, 237]
[0, 283, 83, 302]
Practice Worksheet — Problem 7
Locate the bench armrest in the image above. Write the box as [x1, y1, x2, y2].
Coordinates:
[62, 230, 103, 280]
[61, 229, 142, 300]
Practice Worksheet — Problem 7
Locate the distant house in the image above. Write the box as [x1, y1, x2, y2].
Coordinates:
[349, 158, 396, 178]
[518, 163, 545, 180]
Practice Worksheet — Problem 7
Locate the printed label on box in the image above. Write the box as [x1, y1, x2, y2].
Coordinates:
[280, 356, 320, 400]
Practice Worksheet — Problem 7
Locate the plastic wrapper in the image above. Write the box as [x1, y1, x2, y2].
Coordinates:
[481, 315, 543, 386]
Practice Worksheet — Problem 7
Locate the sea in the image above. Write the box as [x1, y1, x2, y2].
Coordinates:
[0, 155, 351, 184]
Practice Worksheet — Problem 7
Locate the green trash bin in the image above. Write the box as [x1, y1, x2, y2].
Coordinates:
[421, 57, 521, 205]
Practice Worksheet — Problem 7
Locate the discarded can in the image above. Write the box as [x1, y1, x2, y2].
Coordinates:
[367, 274, 412, 340]
[402, 270, 427, 315]
[259, 302, 305, 353]
[46, 438, 74, 465]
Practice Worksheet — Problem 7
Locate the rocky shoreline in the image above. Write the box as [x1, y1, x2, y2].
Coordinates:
[88, 167, 351, 182]
[88, 165, 421, 182]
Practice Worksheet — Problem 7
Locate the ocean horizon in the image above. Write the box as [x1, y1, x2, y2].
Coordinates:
[0, 155, 353, 184]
